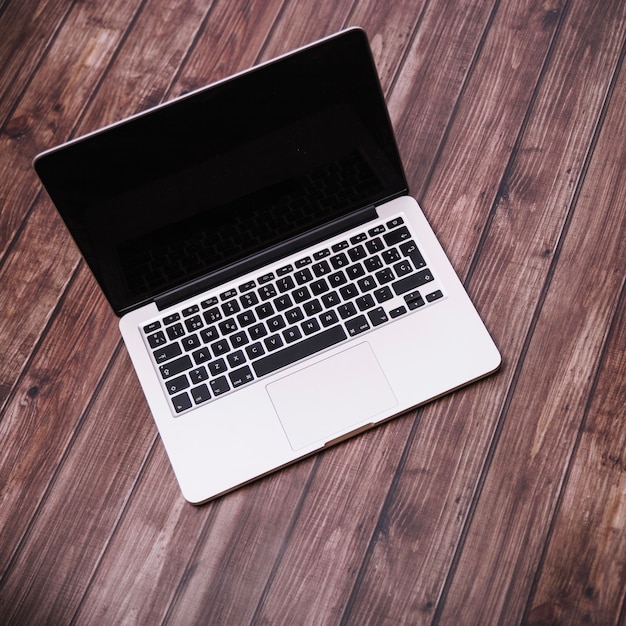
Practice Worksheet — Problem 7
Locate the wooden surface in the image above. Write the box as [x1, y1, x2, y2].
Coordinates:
[1, 0, 625, 624]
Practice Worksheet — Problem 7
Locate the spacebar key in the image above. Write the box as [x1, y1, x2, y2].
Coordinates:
[252, 326, 347, 377]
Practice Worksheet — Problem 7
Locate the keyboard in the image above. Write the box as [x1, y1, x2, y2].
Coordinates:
[141, 214, 444, 416]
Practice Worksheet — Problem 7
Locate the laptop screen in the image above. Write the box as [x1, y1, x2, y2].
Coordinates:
[34, 28, 408, 316]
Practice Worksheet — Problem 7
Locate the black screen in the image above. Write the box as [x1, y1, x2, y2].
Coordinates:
[34, 28, 407, 315]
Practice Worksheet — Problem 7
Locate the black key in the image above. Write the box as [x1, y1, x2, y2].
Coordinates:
[192, 347, 211, 364]
[301, 318, 321, 335]
[240, 280, 256, 292]
[208, 358, 227, 376]
[386, 216, 404, 229]
[144, 321, 161, 334]
[331, 241, 348, 252]
[203, 307, 222, 324]
[356, 295, 375, 311]
[382, 248, 401, 264]
[346, 263, 365, 280]
[400, 240, 426, 269]
[200, 326, 219, 343]
[369, 224, 385, 236]
[259, 284, 277, 300]
[218, 319, 238, 335]
[153, 342, 182, 363]
[147, 330, 167, 349]
[249, 323, 268, 340]
[182, 304, 199, 316]
[293, 286, 311, 303]
[267, 314, 286, 332]
[313, 248, 330, 260]
[390, 306, 407, 318]
[374, 286, 394, 303]
[384, 225, 411, 246]
[163, 313, 181, 325]
[294, 268, 313, 284]
[392, 269, 434, 295]
[339, 284, 359, 300]
[276, 265, 292, 276]
[222, 300, 240, 316]
[375, 268, 395, 284]
[181, 334, 201, 351]
[357, 276, 377, 292]
[350, 232, 367, 244]
[258, 272, 275, 284]
[189, 366, 209, 384]
[320, 310, 339, 327]
[364, 256, 383, 272]
[328, 271, 347, 287]
[230, 331, 249, 349]
[295, 256, 312, 268]
[303, 299, 323, 316]
[159, 355, 192, 380]
[345, 315, 370, 337]
[237, 310, 256, 327]
[240, 292, 259, 308]
[165, 374, 189, 395]
[312, 260, 331, 276]
[200, 297, 218, 309]
[229, 366, 254, 388]
[393, 260, 413, 277]
[220, 289, 237, 301]
[338, 302, 357, 319]
[185, 315, 204, 332]
[405, 290, 425, 310]
[211, 339, 230, 357]
[227, 350, 245, 367]
[264, 334, 284, 351]
[166, 323, 185, 340]
[283, 326, 302, 343]
[274, 294, 293, 311]
[330, 252, 349, 268]
[252, 326, 347, 377]
[365, 237, 384, 253]
[285, 307, 304, 324]
[426, 290, 444, 302]
[368, 307, 388, 326]
[277, 275, 295, 292]
[172, 392, 192, 413]
[311, 278, 329, 296]
[322, 292, 341, 308]
[210, 376, 230, 396]
[246, 342, 265, 359]
[255, 302, 274, 319]
[348, 244, 366, 261]
[191, 384, 211, 405]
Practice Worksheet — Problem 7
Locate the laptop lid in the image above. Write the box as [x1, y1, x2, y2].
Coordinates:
[33, 28, 408, 317]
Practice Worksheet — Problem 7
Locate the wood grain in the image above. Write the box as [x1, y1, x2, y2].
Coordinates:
[1, 0, 625, 623]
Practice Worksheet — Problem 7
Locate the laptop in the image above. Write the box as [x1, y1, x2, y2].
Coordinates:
[33, 28, 500, 504]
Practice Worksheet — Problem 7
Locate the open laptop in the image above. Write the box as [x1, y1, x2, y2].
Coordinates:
[34, 28, 500, 504]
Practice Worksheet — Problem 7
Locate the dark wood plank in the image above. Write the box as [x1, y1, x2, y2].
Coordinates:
[435, 5, 626, 623]
[338, 1, 626, 623]
[526, 284, 626, 624]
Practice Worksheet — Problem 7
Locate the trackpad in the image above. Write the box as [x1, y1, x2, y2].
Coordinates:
[266, 342, 397, 451]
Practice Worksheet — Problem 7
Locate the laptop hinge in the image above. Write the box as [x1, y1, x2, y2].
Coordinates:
[155, 204, 378, 311]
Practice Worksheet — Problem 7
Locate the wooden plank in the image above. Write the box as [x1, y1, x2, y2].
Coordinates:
[0, 0, 72, 125]
[339, 1, 626, 623]
[434, 7, 626, 624]
[526, 284, 626, 624]
[0, 2, 280, 621]
[0, 348, 156, 625]
[0, 0, 144, 258]
[0, 0, 217, 591]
